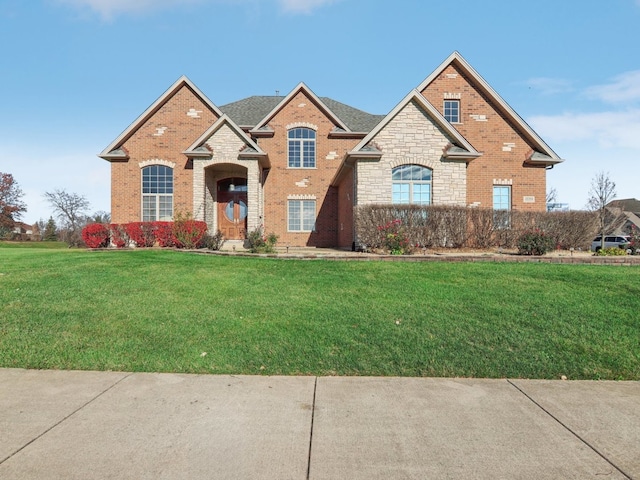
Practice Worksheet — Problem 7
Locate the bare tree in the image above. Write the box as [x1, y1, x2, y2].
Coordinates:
[546, 187, 558, 205]
[587, 171, 617, 249]
[44, 189, 90, 246]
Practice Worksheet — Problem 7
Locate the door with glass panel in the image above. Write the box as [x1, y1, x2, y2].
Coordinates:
[217, 178, 247, 240]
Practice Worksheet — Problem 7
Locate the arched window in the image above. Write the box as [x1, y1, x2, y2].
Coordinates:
[142, 165, 173, 221]
[288, 128, 316, 168]
[392, 164, 432, 205]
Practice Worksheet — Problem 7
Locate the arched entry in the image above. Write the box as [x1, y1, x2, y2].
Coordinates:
[218, 177, 247, 240]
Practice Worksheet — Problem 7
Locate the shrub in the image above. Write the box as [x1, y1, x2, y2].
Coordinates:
[246, 227, 278, 253]
[172, 213, 207, 249]
[378, 219, 413, 255]
[81, 223, 110, 248]
[109, 224, 129, 248]
[154, 222, 175, 247]
[517, 229, 555, 255]
[125, 222, 156, 247]
[199, 230, 225, 250]
[595, 247, 627, 256]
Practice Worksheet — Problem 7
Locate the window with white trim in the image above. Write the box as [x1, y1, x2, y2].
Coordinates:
[493, 185, 511, 229]
[142, 165, 173, 221]
[288, 199, 316, 232]
[443, 100, 460, 123]
[392, 164, 432, 205]
[288, 128, 316, 168]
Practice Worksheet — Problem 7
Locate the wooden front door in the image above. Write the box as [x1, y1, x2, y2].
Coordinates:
[218, 190, 248, 240]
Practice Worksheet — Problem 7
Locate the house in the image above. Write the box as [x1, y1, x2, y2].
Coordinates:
[605, 198, 640, 235]
[99, 52, 563, 249]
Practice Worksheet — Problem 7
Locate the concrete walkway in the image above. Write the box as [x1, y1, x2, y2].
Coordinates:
[1, 369, 638, 479]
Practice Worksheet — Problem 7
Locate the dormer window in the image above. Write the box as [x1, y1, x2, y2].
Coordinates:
[444, 100, 460, 123]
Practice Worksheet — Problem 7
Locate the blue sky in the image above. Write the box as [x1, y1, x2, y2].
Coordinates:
[2, 0, 640, 223]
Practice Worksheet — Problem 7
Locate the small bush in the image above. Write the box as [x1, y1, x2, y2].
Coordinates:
[247, 227, 278, 253]
[199, 230, 225, 250]
[595, 247, 628, 256]
[378, 219, 414, 255]
[125, 222, 156, 247]
[81, 223, 110, 248]
[109, 224, 129, 248]
[172, 213, 207, 249]
[154, 222, 175, 247]
[517, 229, 555, 256]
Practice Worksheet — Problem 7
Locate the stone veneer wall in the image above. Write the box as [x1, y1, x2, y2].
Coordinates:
[357, 100, 467, 206]
[192, 123, 262, 234]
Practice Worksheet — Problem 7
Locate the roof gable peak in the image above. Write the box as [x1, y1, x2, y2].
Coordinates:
[98, 76, 222, 160]
[250, 82, 350, 133]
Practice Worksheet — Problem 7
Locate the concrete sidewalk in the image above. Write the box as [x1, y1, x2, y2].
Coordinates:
[0, 369, 638, 479]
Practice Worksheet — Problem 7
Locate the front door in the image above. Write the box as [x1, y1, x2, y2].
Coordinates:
[217, 178, 248, 240]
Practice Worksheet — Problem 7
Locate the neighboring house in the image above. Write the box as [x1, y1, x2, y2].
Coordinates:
[11, 222, 37, 240]
[605, 198, 640, 235]
[99, 52, 563, 249]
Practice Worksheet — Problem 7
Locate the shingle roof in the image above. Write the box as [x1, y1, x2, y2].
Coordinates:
[607, 198, 640, 214]
[219, 96, 384, 133]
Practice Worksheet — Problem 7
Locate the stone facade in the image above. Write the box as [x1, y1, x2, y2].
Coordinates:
[356, 100, 467, 206]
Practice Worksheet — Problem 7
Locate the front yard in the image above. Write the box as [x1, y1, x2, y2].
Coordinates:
[1, 245, 638, 379]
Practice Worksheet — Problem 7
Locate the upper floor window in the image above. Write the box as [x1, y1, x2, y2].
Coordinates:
[443, 100, 460, 123]
[142, 165, 173, 221]
[392, 164, 432, 205]
[288, 128, 316, 168]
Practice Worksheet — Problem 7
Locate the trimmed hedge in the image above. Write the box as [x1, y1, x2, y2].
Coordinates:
[81, 220, 209, 249]
[355, 205, 598, 253]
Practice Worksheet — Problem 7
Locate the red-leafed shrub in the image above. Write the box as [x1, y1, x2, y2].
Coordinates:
[125, 222, 156, 247]
[109, 224, 129, 248]
[173, 215, 208, 249]
[153, 222, 175, 247]
[81, 223, 110, 248]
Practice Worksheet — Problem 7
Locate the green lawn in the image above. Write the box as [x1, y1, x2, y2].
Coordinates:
[1, 246, 638, 379]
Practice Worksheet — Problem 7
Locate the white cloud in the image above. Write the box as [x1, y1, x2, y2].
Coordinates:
[585, 70, 640, 104]
[529, 109, 640, 150]
[55, 0, 339, 19]
[277, 0, 339, 14]
[54, 0, 201, 20]
[525, 77, 573, 95]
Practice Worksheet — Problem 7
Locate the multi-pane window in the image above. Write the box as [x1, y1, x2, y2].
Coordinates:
[443, 100, 460, 123]
[493, 185, 511, 229]
[142, 165, 173, 221]
[288, 128, 316, 168]
[288, 200, 316, 232]
[392, 165, 432, 205]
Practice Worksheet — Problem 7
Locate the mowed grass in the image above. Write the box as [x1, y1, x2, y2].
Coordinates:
[0, 246, 639, 379]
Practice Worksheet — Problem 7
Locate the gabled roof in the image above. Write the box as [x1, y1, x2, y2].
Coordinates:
[183, 114, 269, 167]
[607, 198, 640, 214]
[332, 90, 481, 186]
[418, 51, 564, 166]
[248, 82, 351, 135]
[98, 76, 223, 161]
[219, 95, 384, 133]
[349, 89, 482, 160]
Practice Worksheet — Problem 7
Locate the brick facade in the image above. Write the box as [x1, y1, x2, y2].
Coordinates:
[255, 91, 359, 247]
[109, 85, 218, 224]
[100, 53, 562, 249]
[420, 64, 547, 211]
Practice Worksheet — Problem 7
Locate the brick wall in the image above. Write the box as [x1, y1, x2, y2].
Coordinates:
[420, 64, 547, 212]
[110, 85, 218, 223]
[256, 91, 359, 247]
